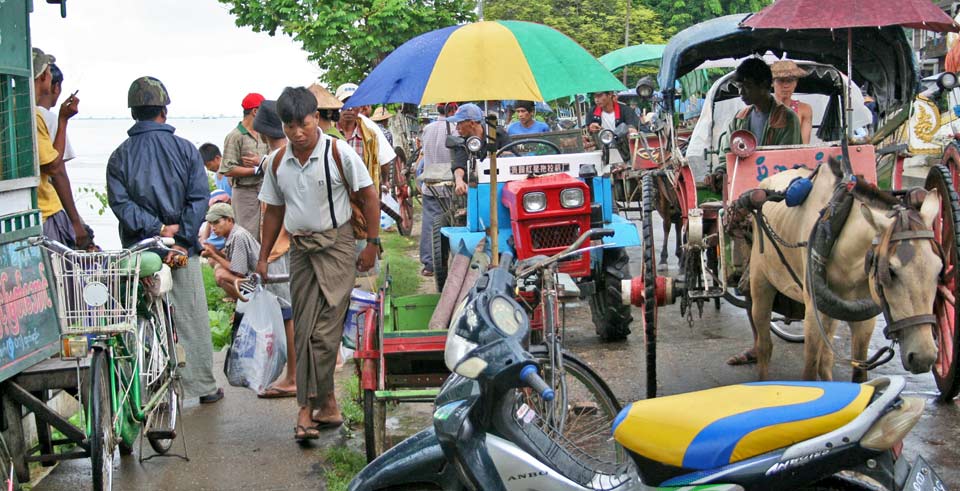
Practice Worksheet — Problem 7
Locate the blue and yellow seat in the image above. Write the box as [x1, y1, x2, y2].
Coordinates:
[611, 381, 874, 472]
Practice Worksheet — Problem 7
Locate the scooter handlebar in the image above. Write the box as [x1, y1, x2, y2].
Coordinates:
[520, 365, 555, 401]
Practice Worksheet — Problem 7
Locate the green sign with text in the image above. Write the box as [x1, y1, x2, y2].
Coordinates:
[0, 239, 60, 383]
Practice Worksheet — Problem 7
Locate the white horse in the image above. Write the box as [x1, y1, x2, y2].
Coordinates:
[747, 159, 941, 382]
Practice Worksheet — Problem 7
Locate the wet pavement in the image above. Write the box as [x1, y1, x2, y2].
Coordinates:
[32, 217, 960, 489]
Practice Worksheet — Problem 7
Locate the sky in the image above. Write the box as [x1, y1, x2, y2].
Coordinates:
[30, 0, 324, 118]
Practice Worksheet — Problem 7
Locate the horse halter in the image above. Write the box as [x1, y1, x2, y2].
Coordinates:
[864, 205, 944, 339]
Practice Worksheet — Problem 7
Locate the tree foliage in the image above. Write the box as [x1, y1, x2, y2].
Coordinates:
[652, 0, 772, 34]
[484, 0, 667, 58]
[218, 0, 477, 87]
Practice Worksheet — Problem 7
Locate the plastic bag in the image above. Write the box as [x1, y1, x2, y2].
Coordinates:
[380, 192, 400, 230]
[225, 288, 287, 394]
[340, 289, 378, 362]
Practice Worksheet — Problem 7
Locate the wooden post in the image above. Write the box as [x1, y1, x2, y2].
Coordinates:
[487, 121, 499, 266]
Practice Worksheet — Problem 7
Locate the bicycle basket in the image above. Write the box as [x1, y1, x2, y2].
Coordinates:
[49, 250, 142, 335]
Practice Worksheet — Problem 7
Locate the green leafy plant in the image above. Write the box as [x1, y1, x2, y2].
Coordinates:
[321, 446, 366, 491]
[79, 186, 109, 216]
[202, 264, 235, 350]
[340, 374, 363, 428]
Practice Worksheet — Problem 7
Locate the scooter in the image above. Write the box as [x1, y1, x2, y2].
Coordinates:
[348, 255, 948, 491]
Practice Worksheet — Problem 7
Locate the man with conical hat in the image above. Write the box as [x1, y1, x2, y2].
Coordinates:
[308, 84, 345, 139]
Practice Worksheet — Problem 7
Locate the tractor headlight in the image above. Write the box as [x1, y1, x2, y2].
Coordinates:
[938, 72, 958, 91]
[599, 129, 615, 146]
[466, 136, 484, 153]
[522, 192, 547, 212]
[560, 188, 584, 208]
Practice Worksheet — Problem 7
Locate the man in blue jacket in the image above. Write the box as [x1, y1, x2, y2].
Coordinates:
[106, 76, 222, 404]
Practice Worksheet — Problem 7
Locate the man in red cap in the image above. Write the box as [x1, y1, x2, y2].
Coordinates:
[219, 93, 269, 237]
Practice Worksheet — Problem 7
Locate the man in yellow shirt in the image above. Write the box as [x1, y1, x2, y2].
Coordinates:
[33, 48, 88, 249]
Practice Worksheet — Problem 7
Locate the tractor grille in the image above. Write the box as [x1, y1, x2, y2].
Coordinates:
[530, 224, 580, 250]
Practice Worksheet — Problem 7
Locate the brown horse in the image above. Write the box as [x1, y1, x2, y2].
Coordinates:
[652, 172, 683, 267]
[748, 162, 941, 382]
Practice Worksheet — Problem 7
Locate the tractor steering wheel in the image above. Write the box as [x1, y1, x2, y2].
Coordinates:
[497, 138, 562, 157]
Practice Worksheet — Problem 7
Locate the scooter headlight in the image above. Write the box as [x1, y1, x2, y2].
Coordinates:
[522, 192, 547, 212]
[445, 297, 477, 372]
[599, 129, 615, 146]
[465, 136, 484, 153]
[560, 188, 584, 209]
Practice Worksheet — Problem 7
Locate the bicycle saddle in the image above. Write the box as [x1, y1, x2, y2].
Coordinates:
[611, 381, 873, 471]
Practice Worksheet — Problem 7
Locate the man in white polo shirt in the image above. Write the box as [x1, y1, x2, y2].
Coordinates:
[257, 86, 380, 441]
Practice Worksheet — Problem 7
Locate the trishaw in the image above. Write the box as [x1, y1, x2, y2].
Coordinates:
[618, 13, 960, 401]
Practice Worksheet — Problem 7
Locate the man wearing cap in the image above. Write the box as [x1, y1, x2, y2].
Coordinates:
[507, 100, 550, 136]
[32, 48, 89, 249]
[257, 86, 380, 440]
[449, 103, 509, 196]
[107, 76, 222, 404]
[416, 102, 459, 276]
[335, 83, 396, 192]
[220, 93, 270, 238]
[771, 60, 814, 144]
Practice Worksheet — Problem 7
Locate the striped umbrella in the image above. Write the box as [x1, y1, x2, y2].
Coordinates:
[345, 21, 626, 107]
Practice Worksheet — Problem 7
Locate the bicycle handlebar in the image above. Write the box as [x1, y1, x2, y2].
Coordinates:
[520, 365, 555, 401]
[516, 228, 615, 278]
[234, 272, 292, 302]
[27, 235, 182, 257]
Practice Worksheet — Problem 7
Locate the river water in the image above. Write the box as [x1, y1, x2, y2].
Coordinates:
[65, 117, 238, 250]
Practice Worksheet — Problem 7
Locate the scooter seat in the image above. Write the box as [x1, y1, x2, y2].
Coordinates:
[611, 381, 873, 471]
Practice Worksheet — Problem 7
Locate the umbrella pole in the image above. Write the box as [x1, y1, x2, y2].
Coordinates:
[846, 28, 853, 140]
[488, 121, 499, 266]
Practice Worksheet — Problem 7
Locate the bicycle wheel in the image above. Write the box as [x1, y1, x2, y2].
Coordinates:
[525, 348, 623, 465]
[145, 299, 180, 454]
[89, 348, 116, 491]
[362, 389, 387, 462]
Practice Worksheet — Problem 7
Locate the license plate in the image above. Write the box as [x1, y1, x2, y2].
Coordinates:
[905, 456, 947, 491]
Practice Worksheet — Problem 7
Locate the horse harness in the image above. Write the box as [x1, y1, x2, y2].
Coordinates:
[864, 206, 945, 339]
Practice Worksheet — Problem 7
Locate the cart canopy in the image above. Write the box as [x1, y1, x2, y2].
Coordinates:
[657, 14, 917, 117]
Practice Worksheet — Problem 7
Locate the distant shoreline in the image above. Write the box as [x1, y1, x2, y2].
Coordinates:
[75, 116, 234, 121]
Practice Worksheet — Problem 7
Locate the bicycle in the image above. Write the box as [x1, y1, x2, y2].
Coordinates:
[513, 229, 624, 464]
[28, 236, 187, 491]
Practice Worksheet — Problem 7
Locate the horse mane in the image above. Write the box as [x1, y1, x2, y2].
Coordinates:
[850, 176, 900, 211]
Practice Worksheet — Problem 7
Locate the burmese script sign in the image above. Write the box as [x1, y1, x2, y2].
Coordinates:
[0, 240, 60, 382]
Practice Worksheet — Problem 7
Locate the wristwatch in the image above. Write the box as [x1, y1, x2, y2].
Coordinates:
[367, 237, 381, 246]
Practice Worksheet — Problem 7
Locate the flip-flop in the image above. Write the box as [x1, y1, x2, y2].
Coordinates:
[421, 268, 434, 277]
[258, 386, 297, 399]
[294, 425, 320, 441]
[726, 350, 758, 366]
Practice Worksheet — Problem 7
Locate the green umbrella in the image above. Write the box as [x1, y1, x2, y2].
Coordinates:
[599, 44, 667, 72]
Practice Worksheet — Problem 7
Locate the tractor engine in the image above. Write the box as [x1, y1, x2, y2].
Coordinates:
[501, 174, 592, 277]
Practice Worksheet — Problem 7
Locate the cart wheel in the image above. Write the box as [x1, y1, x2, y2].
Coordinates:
[926, 163, 960, 401]
[641, 173, 659, 399]
[431, 213, 451, 291]
[363, 390, 387, 462]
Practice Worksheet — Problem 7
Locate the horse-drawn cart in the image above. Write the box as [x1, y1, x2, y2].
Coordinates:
[621, 13, 960, 402]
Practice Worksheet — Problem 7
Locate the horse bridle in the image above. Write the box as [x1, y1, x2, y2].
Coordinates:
[864, 206, 945, 340]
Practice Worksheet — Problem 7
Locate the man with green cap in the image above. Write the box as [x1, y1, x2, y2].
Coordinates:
[106, 76, 223, 404]
[32, 47, 89, 249]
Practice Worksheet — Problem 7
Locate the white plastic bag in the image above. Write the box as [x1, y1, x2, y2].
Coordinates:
[380, 192, 400, 229]
[225, 288, 287, 394]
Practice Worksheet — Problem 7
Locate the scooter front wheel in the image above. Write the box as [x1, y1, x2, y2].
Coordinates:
[526, 348, 624, 466]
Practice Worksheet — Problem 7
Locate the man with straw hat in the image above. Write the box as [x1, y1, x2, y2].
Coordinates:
[370, 106, 394, 146]
[308, 84, 346, 139]
[771, 60, 814, 144]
